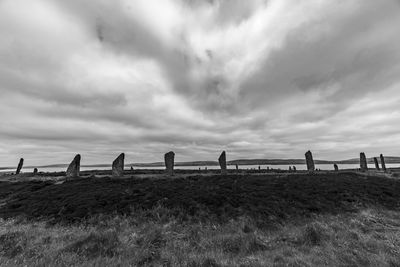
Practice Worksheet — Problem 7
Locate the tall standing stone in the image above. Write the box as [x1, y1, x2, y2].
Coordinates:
[33, 168, 38, 175]
[360, 152, 368, 172]
[112, 153, 125, 177]
[305, 151, 315, 172]
[164, 151, 175, 175]
[373, 157, 380, 170]
[380, 154, 387, 172]
[66, 154, 81, 178]
[218, 151, 227, 175]
[334, 164, 339, 171]
[16, 158, 24, 174]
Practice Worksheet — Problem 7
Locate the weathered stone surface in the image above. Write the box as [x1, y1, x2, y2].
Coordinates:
[305, 151, 315, 172]
[334, 164, 339, 171]
[33, 168, 38, 175]
[373, 157, 380, 170]
[218, 151, 227, 175]
[16, 158, 24, 174]
[380, 154, 387, 172]
[112, 153, 125, 177]
[66, 154, 81, 178]
[235, 164, 239, 171]
[164, 151, 175, 175]
[293, 166, 297, 172]
[360, 152, 368, 171]
[289, 166, 292, 172]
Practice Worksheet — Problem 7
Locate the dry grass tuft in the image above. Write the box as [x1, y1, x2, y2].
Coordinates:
[0, 231, 26, 258]
[300, 222, 329, 246]
[63, 230, 120, 258]
[215, 233, 267, 255]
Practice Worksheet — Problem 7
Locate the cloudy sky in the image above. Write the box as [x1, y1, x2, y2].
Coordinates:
[1, 0, 400, 166]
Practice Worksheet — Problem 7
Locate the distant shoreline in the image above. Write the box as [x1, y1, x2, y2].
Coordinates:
[1, 156, 400, 170]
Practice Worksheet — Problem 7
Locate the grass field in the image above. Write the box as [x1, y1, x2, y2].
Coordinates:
[1, 172, 400, 266]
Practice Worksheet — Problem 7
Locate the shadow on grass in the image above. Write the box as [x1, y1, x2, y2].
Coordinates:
[1, 173, 400, 225]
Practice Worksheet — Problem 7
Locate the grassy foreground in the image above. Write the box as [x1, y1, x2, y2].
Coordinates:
[1, 207, 400, 266]
[1, 173, 400, 266]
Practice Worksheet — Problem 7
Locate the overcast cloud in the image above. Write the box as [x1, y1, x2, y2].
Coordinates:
[1, 0, 400, 166]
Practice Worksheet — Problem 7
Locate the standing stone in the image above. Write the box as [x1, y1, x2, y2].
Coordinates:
[66, 154, 81, 178]
[305, 151, 315, 172]
[289, 166, 292, 172]
[164, 151, 175, 175]
[258, 165, 261, 171]
[380, 154, 387, 172]
[373, 157, 380, 170]
[293, 166, 297, 172]
[16, 158, 24, 174]
[360, 152, 368, 172]
[235, 164, 239, 171]
[130, 166, 134, 171]
[334, 164, 339, 171]
[218, 151, 227, 175]
[33, 168, 38, 175]
[112, 153, 125, 177]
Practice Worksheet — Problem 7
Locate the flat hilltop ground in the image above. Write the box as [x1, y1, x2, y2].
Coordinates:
[1, 171, 400, 266]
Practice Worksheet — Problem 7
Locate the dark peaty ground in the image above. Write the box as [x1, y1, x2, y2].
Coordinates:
[1, 172, 400, 225]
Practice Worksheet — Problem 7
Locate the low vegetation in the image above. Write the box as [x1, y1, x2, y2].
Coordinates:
[0, 173, 400, 266]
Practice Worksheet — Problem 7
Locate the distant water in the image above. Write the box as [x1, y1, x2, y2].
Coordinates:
[1, 163, 400, 174]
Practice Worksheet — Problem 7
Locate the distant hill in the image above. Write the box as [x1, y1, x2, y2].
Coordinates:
[334, 156, 400, 164]
[131, 156, 400, 167]
[229, 156, 400, 166]
[127, 161, 219, 167]
[228, 159, 308, 165]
